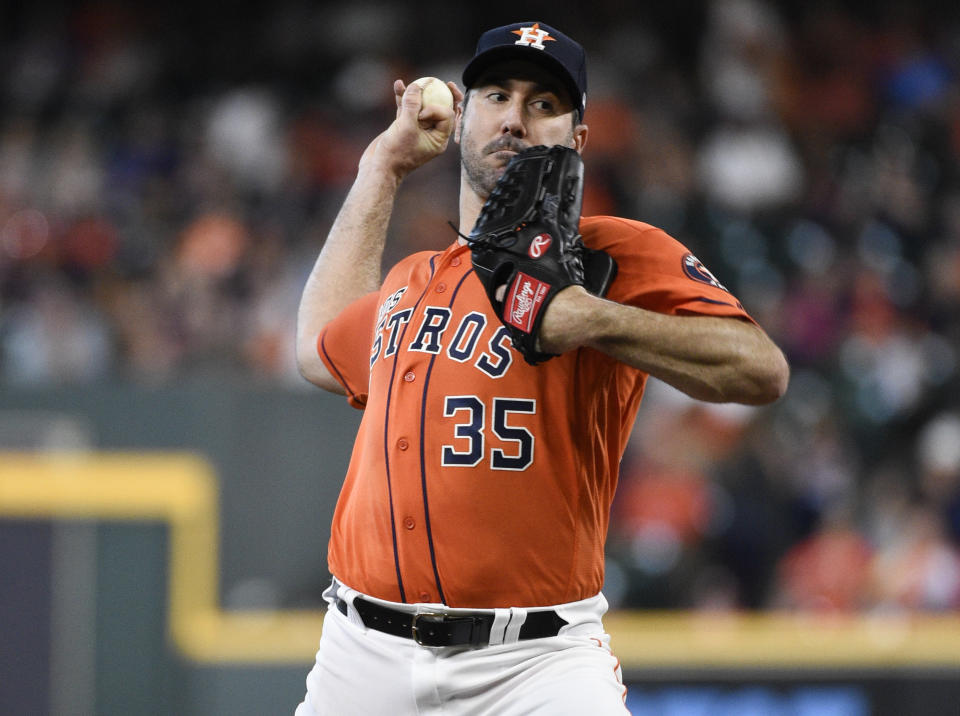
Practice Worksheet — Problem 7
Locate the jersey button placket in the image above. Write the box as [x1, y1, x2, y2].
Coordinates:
[403, 371, 415, 383]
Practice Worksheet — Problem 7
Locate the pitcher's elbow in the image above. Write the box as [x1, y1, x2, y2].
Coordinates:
[296, 335, 326, 387]
[752, 351, 790, 405]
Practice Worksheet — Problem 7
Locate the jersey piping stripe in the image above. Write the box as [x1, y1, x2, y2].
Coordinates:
[319, 332, 361, 405]
[381, 253, 440, 603]
[416, 266, 475, 605]
[691, 296, 738, 308]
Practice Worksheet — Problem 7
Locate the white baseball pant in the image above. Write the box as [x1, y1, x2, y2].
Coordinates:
[295, 580, 629, 715]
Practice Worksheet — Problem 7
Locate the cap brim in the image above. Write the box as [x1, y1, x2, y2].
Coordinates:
[462, 45, 583, 115]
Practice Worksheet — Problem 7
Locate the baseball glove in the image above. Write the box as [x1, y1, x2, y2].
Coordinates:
[468, 145, 617, 365]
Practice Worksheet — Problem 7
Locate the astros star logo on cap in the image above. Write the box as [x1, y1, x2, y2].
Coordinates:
[511, 23, 556, 51]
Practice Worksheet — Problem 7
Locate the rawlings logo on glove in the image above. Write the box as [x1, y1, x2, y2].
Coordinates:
[528, 234, 552, 258]
[467, 145, 617, 365]
[507, 273, 548, 332]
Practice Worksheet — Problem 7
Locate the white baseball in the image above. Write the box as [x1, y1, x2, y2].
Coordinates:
[412, 76, 454, 111]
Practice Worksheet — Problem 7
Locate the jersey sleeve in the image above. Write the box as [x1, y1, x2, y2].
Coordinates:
[317, 291, 378, 409]
[584, 216, 757, 324]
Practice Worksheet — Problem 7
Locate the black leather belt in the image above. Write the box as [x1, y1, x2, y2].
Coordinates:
[334, 594, 568, 647]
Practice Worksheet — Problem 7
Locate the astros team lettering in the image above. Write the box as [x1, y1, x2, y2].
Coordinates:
[370, 297, 515, 378]
[370, 287, 407, 367]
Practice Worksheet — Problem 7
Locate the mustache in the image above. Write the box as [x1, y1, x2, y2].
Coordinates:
[484, 137, 529, 154]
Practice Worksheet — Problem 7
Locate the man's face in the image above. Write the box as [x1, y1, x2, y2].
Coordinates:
[456, 60, 587, 198]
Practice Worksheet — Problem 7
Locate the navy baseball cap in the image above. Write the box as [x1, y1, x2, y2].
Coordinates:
[462, 21, 587, 118]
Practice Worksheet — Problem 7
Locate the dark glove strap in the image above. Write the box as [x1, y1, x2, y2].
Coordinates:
[582, 248, 618, 298]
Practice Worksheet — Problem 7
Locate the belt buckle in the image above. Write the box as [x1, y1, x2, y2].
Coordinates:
[411, 612, 446, 646]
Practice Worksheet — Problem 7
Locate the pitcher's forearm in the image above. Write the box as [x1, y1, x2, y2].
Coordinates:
[540, 287, 789, 405]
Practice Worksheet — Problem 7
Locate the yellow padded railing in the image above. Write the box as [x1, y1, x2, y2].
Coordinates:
[3, 452, 960, 666]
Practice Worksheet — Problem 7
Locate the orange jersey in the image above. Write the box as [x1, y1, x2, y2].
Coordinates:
[318, 216, 756, 608]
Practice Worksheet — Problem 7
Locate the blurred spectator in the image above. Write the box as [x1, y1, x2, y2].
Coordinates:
[771, 505, 874, 612]
[0, 275, 114, 383]
[205, 88, 287, 195]
[916, 412, 960, 544]
[868, 502, 960, 611]
[697, 125, 805, 212]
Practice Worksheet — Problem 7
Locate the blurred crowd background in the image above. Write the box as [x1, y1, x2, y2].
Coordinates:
[2, 0, 960, 614]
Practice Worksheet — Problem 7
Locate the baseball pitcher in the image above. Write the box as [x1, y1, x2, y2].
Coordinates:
[294, 21, 789, 715]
